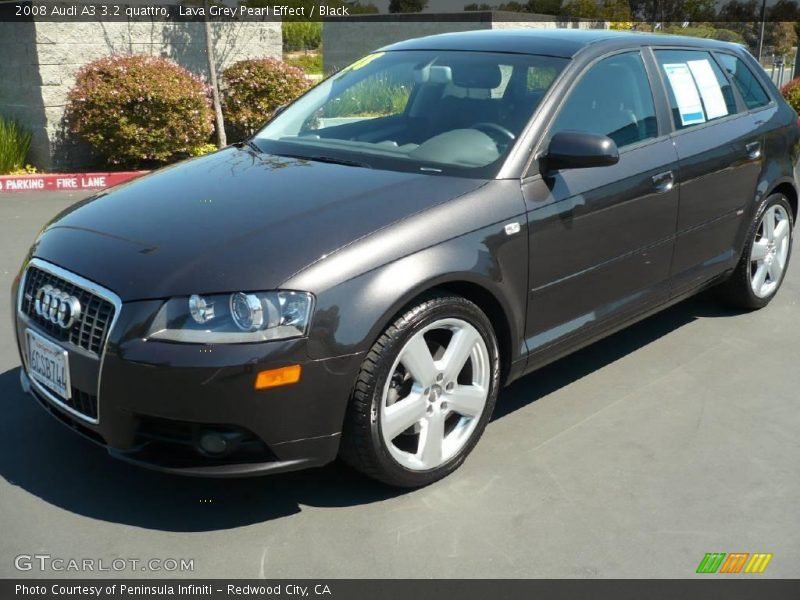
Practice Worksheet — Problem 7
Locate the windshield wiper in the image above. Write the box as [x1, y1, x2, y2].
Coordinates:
[276, 153, 371, 169]
[232, 139, 263, 153]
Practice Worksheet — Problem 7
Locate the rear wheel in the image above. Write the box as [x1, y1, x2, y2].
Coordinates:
[340, 294, 500, 487]
[718, 193, 794, 309]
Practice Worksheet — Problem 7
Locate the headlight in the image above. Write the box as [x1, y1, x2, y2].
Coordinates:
[147, 291, 313, 343]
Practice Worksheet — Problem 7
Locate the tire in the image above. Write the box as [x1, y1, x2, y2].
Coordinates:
[340, 294, 500, 487]
[717, 193, 794, 310]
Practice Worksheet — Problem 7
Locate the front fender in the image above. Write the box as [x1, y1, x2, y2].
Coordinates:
[283, 181, 529, 363]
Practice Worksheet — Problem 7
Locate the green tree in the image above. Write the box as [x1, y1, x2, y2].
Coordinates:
[526, 0, 563, 14]
[768, 21, 798, 61]
[463, 0, 564, 14]
[717, 0, 760, 49]
[768, 0, 800, 46]
[350, 1, 379, 12]
[628, 0, 715, 22]
[561, 0, 599, 19]
[601, 0, 633, 28]
[388, 0, 428, 12]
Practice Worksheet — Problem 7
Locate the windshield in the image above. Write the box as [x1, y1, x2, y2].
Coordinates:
[253, 50, 567, 178]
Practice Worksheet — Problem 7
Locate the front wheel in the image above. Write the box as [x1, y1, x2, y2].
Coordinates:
[717, 193, 794, 309]
[340, 294, 500, 487]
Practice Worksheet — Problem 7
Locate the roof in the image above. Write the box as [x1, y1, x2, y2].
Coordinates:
[380, 28, 739, 59]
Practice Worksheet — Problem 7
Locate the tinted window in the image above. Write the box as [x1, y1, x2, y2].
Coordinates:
[655, 50, 737, 129]
[550, 52, 657, 149]
[255, 50, 567, 178]
[717, 53, 771, 110]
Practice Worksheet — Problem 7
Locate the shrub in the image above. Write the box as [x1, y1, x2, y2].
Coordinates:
[781, 77, 800, 113]
[0, 116, 32, 175]
[189, 143, 219, 157]
[283, 22, 321, 52]
[65, 55, 213, 168]
[221, 58, 310, 139]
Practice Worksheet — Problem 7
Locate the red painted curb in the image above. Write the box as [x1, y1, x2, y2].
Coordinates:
[0, 171, 149, 193]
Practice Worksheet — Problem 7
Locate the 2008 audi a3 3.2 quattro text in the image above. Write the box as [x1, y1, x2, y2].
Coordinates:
[12, 30, 799, 486]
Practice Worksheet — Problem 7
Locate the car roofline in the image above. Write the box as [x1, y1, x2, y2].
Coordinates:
[377, 29, 745, 60]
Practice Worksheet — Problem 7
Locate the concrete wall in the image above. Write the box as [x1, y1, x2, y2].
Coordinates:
[323, 13, 608, 74]
[0, 19, 282, 170]
[0, 23, 49, 169]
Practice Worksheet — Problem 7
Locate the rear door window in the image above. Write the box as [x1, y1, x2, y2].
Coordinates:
[717, 53, 771, 110]
[654, 50, 737, 129]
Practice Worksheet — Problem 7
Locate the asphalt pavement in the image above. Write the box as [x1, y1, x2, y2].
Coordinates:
[0, 191, 798, 578]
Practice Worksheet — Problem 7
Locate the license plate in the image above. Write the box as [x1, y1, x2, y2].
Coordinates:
[26, 329, 71, 400]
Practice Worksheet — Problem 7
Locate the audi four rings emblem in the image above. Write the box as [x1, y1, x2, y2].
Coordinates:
[34, 285, 81, 329]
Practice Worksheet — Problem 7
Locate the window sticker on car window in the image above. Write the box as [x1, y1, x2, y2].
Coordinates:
[663, 63, 705, 126]
[687, 59, 729, 120]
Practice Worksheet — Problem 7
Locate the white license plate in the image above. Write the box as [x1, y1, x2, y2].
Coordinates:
[26, 329, 71, 400]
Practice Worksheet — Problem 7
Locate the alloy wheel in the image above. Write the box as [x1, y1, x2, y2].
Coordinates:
[750, 204, 791, 298]
[380, 318, 490, 471]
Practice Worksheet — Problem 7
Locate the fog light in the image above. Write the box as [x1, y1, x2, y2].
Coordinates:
[198, 431, 229, 455]
[255, 364, 301, 390]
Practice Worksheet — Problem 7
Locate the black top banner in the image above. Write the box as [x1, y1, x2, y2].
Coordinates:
[0, 0, 799, 22]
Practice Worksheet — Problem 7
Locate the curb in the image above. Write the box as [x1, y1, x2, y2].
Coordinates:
[0, 171, 148, 193]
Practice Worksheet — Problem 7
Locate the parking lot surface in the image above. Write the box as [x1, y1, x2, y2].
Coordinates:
[1, 191, 798, 578]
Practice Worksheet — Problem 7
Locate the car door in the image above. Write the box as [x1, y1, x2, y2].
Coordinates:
[651, 48, 764, 294]
[521, 50, 680, 361]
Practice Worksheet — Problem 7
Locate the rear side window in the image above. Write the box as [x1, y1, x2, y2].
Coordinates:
[655, 50, 737, 129]
[550, 51, 658, 149]
[717, 53, 771, 110]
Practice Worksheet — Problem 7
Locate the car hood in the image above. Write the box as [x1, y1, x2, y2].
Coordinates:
[32, 147, 487, 301]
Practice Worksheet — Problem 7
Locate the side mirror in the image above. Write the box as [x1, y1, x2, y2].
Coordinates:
[545, 131, 619, 171]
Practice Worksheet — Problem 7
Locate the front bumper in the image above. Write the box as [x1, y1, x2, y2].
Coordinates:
[13, 263, 363, 477]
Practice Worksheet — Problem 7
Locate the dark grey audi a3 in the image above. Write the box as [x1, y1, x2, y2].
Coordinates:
[12, 29, 799, 486]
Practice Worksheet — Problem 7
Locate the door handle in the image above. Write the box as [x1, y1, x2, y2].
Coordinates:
[651, 170, 674, 193]
[745, 141, 761, 160]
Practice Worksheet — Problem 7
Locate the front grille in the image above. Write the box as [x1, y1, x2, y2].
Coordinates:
[31, 386, 105, 445]
[70, 387, 98, 420]
[21, 266, 115, 355]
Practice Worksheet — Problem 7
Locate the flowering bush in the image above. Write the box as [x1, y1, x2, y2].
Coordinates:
[65, 55, 214, 167]
[781, 77, 800, 114]
[222, 58, 310, 140]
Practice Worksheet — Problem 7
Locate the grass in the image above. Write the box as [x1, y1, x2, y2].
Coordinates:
[323, 75, 411, 118]
[286, 53, 323, 76]
[0, 116, 32, 175]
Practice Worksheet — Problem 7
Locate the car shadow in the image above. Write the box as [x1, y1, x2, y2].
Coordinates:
[0, 291, 741, 532]
[493, 291, 742, 420]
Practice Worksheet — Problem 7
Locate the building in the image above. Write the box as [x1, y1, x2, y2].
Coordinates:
[0, 17, 282, 170]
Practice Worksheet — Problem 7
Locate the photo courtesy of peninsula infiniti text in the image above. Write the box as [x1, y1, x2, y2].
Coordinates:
[12, 30, 799, 487]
